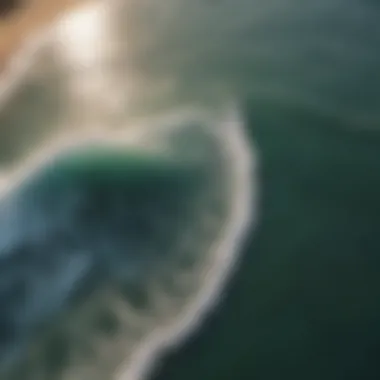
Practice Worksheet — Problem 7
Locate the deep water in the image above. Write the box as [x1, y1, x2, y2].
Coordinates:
[152, 104, 380, 380]
[139, 1, 380, 380]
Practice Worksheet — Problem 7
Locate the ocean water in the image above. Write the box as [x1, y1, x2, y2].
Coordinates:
[0, 0, 380, 380]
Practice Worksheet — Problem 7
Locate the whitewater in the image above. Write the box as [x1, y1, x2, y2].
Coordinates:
[0, 1, 258, 379]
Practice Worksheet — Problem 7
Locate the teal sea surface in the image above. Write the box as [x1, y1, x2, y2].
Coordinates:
[146, 1, 380, 380]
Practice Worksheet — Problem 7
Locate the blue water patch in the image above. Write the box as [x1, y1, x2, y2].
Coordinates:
[0, 145, 206, 374]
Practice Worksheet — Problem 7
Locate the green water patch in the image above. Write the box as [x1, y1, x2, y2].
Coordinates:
[151, 99, 380, 380]
[14, 145, 202, 204]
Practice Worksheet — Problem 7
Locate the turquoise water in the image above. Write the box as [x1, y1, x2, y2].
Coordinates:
[1, 0, 380, 379]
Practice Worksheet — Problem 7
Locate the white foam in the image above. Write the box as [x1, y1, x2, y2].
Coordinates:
[0, 1, 259, 379]
[115, 103, 257, 380]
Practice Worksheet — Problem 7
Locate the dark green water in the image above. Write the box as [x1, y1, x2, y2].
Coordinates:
[132, 1, 380, 380]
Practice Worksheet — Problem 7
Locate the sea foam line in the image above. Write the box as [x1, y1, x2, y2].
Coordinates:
[114, 103, 258, 380]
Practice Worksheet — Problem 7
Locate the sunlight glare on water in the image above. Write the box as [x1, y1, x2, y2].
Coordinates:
[56, 2, 109, 69]
[55, 0, 127, 128]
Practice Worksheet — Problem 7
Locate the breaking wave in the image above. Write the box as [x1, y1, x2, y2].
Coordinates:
[0, 1, 258, 379]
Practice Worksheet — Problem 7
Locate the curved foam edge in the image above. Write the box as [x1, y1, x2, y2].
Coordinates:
[115, 103, 258, 380]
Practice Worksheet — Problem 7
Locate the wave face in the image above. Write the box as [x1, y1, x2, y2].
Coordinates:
[0, 2, 257, 378]
[0, 108, 256, 380]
